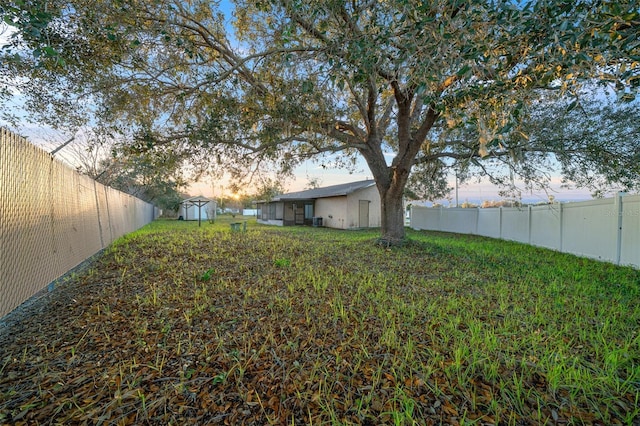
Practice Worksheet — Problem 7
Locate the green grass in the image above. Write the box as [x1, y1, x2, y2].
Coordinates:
[1, 216, 638, 425]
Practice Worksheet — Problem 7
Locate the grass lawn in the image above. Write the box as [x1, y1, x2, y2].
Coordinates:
[1, 217, 639, 425]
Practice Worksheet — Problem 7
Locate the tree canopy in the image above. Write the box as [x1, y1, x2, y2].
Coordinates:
[2, 0, 639, 243]
[59, 130, 188, 210]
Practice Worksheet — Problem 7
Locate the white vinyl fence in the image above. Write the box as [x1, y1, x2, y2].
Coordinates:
[411, 194, 640, 268]
[1, 128, 159, 318]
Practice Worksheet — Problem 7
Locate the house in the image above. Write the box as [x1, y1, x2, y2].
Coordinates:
[181, 196, 216, 221]
[256, 180, 381, 229]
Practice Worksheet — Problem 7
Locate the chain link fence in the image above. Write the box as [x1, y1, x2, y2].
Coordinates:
[1, 128, 157, 318]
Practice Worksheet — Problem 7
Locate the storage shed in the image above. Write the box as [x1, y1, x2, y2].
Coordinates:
[181, 196, 216, 221]
[256, 180, 381, 229]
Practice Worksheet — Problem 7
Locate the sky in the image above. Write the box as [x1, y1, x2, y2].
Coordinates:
[0, 71, 599, 206]
[154, 0, 601, 205]
[0, 8, 613, 206]
[186, 163, 595, 206]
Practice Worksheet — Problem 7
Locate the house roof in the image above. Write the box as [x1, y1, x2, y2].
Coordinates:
[272, 180, 376, 201]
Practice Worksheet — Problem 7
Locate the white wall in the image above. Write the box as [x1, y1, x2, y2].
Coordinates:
[314, 186, 381, 229]
[183, 203, 212, 220]
[315, 196, 347, 229]
[411, 194, 640, 268]
[346, 185, 381, 228]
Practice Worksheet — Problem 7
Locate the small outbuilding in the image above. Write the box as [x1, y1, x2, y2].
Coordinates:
[256, 180, 381, 229]
[181, 196, 216, 221]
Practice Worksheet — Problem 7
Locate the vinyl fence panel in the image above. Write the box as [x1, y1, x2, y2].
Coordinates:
[477, 208, 501, 238]
[561, 199, 618, 263]
[410, 193, 638, 269]
[529, 204, 562, 251]
[410, 206, 441, 231]
[620, 195, 640, 267]
[441, 208, 478, 234]
[501, 208, 530, 243]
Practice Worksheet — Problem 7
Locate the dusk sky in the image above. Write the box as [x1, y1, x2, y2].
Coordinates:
[187, 154, 597, 206]
[0, 11, 619, 207]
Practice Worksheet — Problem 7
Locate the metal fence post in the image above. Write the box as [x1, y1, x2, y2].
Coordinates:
[528, 205, 532, 244]
[559, 203, 564, 253]
[616, 192, 624, 265]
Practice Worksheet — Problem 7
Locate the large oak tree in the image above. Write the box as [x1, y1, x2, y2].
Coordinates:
[2, 0, 639, 243]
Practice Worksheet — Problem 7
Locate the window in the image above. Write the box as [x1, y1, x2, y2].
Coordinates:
[304, 203, 314, 219]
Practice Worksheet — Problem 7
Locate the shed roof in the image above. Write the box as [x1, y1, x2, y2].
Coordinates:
[272, 180, 376, 201]
[182, 195, 214, 204]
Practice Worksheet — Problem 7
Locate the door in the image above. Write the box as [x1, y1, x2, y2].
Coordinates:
[359, 200, 370, 228]
[284, 202, 295, 225]
[295, 204, 305, 225]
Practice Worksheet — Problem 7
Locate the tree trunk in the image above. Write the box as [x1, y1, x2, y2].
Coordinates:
[360, 89, 436, 246]
[377, 181, 406, 246]
[361, 134, 415, 246]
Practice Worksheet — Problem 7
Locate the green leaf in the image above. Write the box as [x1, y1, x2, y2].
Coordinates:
[456, 64, 471, 77]
[43, 46, 58, 57]
[301, 81, 314, 93]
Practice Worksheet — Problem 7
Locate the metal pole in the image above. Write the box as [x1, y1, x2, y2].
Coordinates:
[191, 200, 209, 227]
[50, 137, 75, 156]
[616, 192, 625, 265]
[455, 172, 459, 207]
